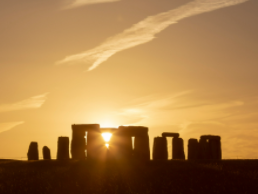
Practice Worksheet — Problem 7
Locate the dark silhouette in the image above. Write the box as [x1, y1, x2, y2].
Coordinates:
[27, 123, 222, 162]
[187, 135, 222, 160]
[199, 135, 221, 160]
[71, 124, 103, 160]
[153, 132, 185, 160]
[188, 138, 199, 160]
[152, 137, 168, 160]
[57, 137, 69, 160]
[70, 124, 150, 161]
[42, 146, 51, 160]
[27, 142, 39, 160]
[111, 126, 150, 161]
[173, 137, 185, 159]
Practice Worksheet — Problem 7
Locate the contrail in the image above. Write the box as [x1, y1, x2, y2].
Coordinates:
[57, 0, 248, 71]
[63, 0, 121, 9]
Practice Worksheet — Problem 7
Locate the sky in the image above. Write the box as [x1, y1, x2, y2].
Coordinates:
[0, 0, 257, 159]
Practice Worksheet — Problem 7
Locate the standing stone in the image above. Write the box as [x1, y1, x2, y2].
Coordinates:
[198, 138, 209, 159]
[188, 139, 199, 160]
[57, 137, 69, 160]
[42, 146, 51, 160]
[134, 134, 150, 161]
[152, 137, 168, 160]
[172, 138, 185, 160]
[27, 142, 39, 160]
[87, 129, 105, 160]
[118, 134, 133, 160]
[209, 139, 221, 160]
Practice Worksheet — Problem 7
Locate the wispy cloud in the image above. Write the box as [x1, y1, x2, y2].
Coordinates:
[63, 0, 121, 9]
[0, 93, 48, 113]
[57, 0, 248, 71]
[0, 121, 24, 133]
[116, 92, 244, 127]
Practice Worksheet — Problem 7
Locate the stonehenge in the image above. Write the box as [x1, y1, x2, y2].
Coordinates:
[57, 137, 70, 160]
[27, 142, 39, 160]
[26, 123, 222, 162]
[42, 146, 51, 160]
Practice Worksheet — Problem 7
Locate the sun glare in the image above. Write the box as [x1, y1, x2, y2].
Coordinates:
[102, 133, 112, 142]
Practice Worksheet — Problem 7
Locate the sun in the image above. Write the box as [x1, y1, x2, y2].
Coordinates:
[101, 132, 112, 142]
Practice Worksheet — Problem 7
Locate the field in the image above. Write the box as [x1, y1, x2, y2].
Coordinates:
[0, 159, 258, 194]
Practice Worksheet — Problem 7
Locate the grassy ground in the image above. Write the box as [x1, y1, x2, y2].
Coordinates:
[0, 159, 258, 194]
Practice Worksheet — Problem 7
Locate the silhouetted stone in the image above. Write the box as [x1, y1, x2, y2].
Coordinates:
[162, 132, 179, 138]
[108, 126, 150, 161]
[118, 126, 150, 161]
[152, 137, 168, 160]
[172, 137, 185, 160]
[134, 133, 150, 161]
[87, 129, 106, 160]
[198, 138, 209, 159]
[27, 142, 39, 160]
[71, 124, 100, 160]
[57, 137, 69, 160]
[198, 135, 221, 160]
[116, 135, 133, 159]
[42, 146, 51, 160]
[188, 139, 199, 160]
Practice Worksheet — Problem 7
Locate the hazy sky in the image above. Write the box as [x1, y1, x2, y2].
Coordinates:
[0, 0, 257, 159]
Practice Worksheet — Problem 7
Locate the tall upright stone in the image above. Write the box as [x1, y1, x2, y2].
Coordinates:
[42, 146, 51, 160]
[134, 133, 150, 161]
[152, 137, 168, 160]
[172, 137, 185, 160]
[198, 138, 209, 159]
[188, 138, 199, 160]
[57, 137, 69, 160]
[116, 134, 132, 160]
[27, 142, 39, 160]
[87, 129, 105, 160]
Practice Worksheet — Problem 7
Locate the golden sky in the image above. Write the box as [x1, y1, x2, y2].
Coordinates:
[0, 0, 257, 159]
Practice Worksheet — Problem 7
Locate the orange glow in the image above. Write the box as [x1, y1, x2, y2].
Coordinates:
[102, 133, 112, 142]
[105, 143, 109, 148]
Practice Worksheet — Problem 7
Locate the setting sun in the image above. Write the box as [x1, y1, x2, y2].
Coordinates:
[102, 133, 112, 142]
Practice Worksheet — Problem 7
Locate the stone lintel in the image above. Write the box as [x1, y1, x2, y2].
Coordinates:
[162, 132, 179, 138]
